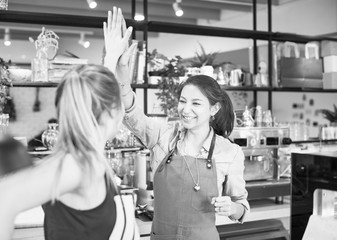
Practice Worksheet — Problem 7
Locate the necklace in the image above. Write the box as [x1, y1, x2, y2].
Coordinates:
[182, 155, 200, 191]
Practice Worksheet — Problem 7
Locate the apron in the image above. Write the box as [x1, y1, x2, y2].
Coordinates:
[151, 133, 219, 240]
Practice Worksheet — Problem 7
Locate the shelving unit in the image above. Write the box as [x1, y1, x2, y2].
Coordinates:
[1, 0, 337, 114]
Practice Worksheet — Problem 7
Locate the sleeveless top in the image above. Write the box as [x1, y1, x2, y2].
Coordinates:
[43, 177, 139, 240]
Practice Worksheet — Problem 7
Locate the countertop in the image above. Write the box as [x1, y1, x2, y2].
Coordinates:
[14, 198, 290, 238]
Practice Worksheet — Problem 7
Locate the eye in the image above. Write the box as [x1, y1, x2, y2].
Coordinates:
[193, 102, 201, 106]
[179, 99, 186, 104]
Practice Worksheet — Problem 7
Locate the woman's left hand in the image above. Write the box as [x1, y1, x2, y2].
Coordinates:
[103, 7, 133, 74]
[211, 196, 235, 216]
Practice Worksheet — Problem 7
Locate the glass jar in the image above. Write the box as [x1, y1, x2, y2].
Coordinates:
[41, 123, 58, 150]
[32, 50, 48, 82]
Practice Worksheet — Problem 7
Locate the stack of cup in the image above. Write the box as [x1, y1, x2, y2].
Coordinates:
[322, 40, 337, 89]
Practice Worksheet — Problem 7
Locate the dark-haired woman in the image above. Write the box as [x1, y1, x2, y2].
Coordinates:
[104, 8, 249, 240]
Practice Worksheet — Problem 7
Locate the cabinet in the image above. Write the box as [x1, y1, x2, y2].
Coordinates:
[1, 0, 337, 128]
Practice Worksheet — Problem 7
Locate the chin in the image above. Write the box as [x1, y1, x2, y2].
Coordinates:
[181, 121, 194, 129]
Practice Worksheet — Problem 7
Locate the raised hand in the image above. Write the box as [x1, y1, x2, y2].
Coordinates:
[103, 7, 133, 74]
[115, 42, 138, 91]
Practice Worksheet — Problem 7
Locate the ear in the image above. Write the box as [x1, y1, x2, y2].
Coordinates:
[211, 102, 221, 116]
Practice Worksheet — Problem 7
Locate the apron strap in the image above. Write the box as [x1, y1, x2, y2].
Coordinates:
[206, 132, 216, 169]
[166, 128, 181, 164]
[221, 175, 228, 196]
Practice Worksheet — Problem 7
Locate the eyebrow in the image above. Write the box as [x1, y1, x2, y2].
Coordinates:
[180, 96, 203, 102]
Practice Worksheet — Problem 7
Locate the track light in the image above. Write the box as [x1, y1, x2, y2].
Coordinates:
[134, 13, 145, 21]
[4, 28, 11, 46]
[78, 33, 90, 48]
[173, 0, 183, 17]
[86, 0, 97, 9]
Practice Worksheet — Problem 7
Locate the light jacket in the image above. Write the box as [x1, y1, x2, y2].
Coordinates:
[123, 93, 250, 222]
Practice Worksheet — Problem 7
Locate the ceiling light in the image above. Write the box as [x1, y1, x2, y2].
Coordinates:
[173, 0, 183, 17]
[86, 0, 97, 9]
[134, 14, 145, 21]
[4, 28, 11, 46]
[78, 33, 90, 48]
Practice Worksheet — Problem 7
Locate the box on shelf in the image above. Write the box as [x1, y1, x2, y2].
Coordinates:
[279, 57, 323, 88]
[323, 72, 337, 89]
[321, 40, 337, 57]
[323, 55, 337, 73]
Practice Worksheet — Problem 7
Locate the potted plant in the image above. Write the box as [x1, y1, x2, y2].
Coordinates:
[0, 58, 12, 115]
[319, 104, 337, 126]
[188, 42, 219, 77]
[155, 55, 186, 119]
[147, 49, 169, 84]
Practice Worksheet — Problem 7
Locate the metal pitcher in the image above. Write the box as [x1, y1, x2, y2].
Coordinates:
[230, 69, 243, 86]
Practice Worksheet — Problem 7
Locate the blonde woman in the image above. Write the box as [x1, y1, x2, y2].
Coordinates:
[0, 64, 139, 239]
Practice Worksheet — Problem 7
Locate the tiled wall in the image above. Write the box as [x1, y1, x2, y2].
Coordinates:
[8, 87, 56, 141]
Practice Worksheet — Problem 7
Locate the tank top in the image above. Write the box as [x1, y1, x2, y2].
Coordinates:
[43, 177, 118, 240]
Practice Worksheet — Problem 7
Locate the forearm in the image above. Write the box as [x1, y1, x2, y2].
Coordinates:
[121, 85, 134, 110]
[0, 204, 15, 240]
[104, 54, 118, 74]
[230, 202, 245, 220]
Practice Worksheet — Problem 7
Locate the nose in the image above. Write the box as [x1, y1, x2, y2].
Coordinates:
[181, 102, 192, 114]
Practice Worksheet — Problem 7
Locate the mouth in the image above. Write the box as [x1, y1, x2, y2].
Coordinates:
[182, 115, 195, 121]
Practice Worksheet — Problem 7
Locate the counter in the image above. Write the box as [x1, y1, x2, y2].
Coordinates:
[13, 198, 290, 240]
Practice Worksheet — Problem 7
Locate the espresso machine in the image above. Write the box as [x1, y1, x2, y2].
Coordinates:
[229, 127, 292, 202]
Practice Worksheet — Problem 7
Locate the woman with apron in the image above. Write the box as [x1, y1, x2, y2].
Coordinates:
[103, 8, 250, 240]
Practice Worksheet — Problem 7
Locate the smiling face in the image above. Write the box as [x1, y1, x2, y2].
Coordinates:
[178, 84, 215, 131]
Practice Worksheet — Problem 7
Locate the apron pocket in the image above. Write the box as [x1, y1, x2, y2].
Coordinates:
[191, 177, 214, 212]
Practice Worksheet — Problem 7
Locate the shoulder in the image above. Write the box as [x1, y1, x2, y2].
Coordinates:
[213, 135, 243, 163]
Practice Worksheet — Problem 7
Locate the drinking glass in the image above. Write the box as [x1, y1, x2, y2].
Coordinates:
[0, 0, 8, 10]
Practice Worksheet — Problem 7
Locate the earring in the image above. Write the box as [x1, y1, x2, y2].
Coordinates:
[211, 115, 215, 121]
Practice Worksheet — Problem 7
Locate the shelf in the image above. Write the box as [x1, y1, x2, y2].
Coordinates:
[9, 82, 337, 93]
[291, 139, 337, 144]
[272, 32, 337, 43]
[271, 87, 337, 92]
[0, 10, 146, 30]
[9, 82, 59, 88]
[221, 86, 272, 91]
[148, 21, 271, 40]
[131, 84, 160, 89]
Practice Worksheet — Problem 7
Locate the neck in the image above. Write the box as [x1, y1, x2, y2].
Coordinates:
[183, 126, 211, 156]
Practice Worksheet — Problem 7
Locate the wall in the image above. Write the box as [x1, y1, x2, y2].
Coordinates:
[1, 0, 337, 140]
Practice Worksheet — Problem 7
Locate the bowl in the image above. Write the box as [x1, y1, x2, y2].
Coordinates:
[8, 68, 32, 82]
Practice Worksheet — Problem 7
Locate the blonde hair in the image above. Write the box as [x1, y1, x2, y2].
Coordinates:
[50, 64, 121, 200]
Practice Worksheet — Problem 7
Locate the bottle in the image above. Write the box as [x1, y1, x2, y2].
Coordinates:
[242, 106, 254, 127]
[255, 105, 263, 127]
[106, 149, 118, 173]
[217, 67, 226, 85]
[263, 110, 273, 127]
[121, 152, 131, 186]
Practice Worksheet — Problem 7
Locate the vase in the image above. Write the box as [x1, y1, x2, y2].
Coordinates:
[42, 123, 58, 150]
[32, 50, 48, 82]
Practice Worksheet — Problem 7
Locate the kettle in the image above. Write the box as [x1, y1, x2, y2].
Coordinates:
[229, 69, 243, 86]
